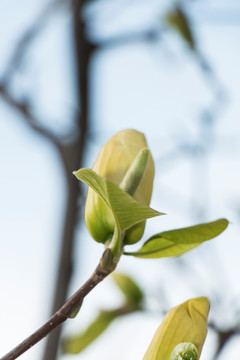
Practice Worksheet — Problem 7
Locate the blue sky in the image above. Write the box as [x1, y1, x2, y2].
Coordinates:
[1, 1, 240, 359]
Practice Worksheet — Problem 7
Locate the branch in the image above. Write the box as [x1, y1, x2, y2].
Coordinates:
[0, 2, 92, 359]
[41, 1, 93, 359]
[94, 28, 162, 51]
[2, 0, 60, 84]
[208, 322, 240, 359]
[0, 263, 112, 360]
[0, 83, 62, 149]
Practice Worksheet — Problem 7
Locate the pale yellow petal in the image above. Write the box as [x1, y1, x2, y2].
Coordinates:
[143, 297, 210, 360]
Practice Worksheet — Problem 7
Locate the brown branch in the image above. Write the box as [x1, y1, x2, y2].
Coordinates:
[0, 263, 112, 360]
[0, 83, 64, 149]
[41, 1, 93, 359]
[0, 2, 93, 359]
[209, 322, 240, 360]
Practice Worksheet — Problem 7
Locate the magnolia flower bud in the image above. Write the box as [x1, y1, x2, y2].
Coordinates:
[143, 297, 210, 360]
[85, 129, 154, 244]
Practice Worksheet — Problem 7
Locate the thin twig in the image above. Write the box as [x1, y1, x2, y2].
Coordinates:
[1, 0, 60, 85]
[0, 84, 61, 149]
[0, 263, 112, 360]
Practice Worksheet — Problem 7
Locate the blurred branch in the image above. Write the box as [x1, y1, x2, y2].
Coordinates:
[94, 28, 162, 50]
[0, 1, 92, 360]
[41, 1, 92, 359]
[209, 323, 240, 359]
[0, 83, 61, 148]
[1, 0, 60, 85]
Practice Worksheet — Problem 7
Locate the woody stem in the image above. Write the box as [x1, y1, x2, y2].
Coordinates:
[0, 263, 112, 360]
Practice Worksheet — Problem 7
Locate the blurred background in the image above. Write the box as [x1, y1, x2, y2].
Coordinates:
[0, 0, 240, 359]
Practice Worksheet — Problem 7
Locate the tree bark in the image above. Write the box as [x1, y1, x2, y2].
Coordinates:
[41, 1, 93, 359]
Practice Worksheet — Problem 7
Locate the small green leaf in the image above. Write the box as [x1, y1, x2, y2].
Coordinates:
[164, 5, 195, 50]
[124, 218, 228, 259]
[68, 301, 83, 319]
[112, 273, 144, 305]
[62, 303, 139, 354]
[74, 168, 164, 231]
[152, 218, 229, 244]
[125, 239, 201, 258]
[62, 311, 116, 354]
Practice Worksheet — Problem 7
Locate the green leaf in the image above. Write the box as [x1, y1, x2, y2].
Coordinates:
[62, 303, 139, 354]
[164, 5, 195, 50]
[74, 168, 164, 231]
[68, 301, 83, 319]
[112, 273, 144, 305]
[124, 218, 228, 259]
[62, 311, 116, 354]
[152, 218, 229, 244]
[125, 239, 201, 258]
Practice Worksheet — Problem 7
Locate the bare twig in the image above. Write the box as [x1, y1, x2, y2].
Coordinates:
[0, 83, 61, 148]
[0, 1, 92, 357]
[0, 263, 112, 360]
[1, 0, 60, 84]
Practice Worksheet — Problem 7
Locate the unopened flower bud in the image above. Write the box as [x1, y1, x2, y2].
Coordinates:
[143, 297, 209, 360]
[85, 129, 154, 244]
